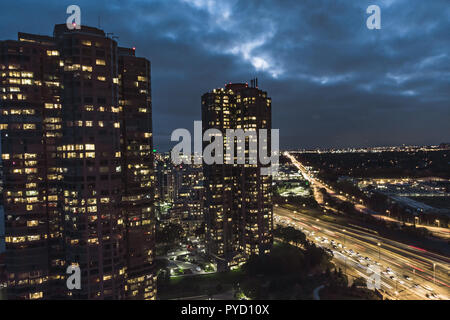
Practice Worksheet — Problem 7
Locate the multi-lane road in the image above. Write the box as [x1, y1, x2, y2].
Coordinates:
[284, 151, 450, 239]
[275, 206, 449, 300]
[278, 151, 450, 300]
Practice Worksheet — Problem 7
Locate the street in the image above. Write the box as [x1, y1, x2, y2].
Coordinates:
[275, 206, 449, 300]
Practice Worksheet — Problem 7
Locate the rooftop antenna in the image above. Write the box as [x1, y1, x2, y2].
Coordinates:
[98, 15, 101, 29]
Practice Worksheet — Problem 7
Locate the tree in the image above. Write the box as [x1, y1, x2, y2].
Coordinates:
[352, 277, 367, 288]
[156, 223, 184, 245]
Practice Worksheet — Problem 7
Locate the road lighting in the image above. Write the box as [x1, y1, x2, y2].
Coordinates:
[433, 263, 436, 284]
[342, 229, 347, 275]
[377, 242, 381, 260]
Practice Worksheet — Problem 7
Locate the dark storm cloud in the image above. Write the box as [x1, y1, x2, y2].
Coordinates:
[1, 0, 449, 150]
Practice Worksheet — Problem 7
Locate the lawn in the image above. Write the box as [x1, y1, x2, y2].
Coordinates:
[158, 269, 245, 299]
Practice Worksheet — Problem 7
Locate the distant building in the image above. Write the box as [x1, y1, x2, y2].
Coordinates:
[202, 81, 273, 271]
[155, 153, 177, 202]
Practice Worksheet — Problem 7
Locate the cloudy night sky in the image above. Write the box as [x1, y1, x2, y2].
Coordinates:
[1, 0, 449, 151]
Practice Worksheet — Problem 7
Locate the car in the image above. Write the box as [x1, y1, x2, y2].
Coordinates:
[413, 283, 420, 289]
[398, 280, 405, 285]
[404, 275, 412, 281]
[426, 293, 438, 300]
[386, 268, 394, 275]
[423, 285, 434, 291]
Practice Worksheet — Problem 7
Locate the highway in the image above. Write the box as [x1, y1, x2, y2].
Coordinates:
[278, 151, 450, 300]
[284, 151, 450, 239]
[274, 206, 449, 300]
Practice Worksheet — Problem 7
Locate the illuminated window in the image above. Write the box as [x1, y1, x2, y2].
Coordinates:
[27, 220, 39, 227]
[23, 124, 36, 130]
[96, 59, 106, 66]
[47, 50, 59, 56]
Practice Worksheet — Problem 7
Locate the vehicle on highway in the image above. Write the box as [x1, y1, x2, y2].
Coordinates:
[423, 285, 434, 291]
[426, 293, 439, 300]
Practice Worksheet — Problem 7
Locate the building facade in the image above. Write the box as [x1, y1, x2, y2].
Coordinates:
[0, 24, 155, 299]
[202, 82, 273, 271]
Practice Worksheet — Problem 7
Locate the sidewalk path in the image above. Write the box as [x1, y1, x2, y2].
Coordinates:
[313, 285, 325, 300]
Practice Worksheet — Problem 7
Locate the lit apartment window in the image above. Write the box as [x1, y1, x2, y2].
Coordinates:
[46, 50, 59, 56]
[23, 124, 36, 130]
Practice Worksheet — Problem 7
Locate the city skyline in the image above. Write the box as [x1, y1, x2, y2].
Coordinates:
[0, 1, 448, 151]
[0, 1, 449, 304]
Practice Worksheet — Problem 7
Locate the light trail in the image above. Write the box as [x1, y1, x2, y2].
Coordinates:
[275, 206, 449, 300]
